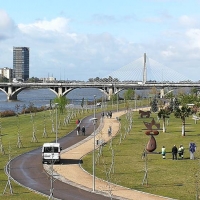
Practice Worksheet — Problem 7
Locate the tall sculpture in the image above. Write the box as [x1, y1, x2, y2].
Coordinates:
[143, 118, 160, 152]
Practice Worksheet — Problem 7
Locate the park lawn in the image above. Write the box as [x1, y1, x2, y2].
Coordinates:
[0, 108, 94, 200]
[82, 110, 200, 200]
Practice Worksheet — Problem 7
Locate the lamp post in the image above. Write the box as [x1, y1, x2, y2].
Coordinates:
[55, 103, 59, 143]
[93, 95, 97, 192]
[117, 92, 119, 112]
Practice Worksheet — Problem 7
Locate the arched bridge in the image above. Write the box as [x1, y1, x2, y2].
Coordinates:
[1, 82, 200, 100]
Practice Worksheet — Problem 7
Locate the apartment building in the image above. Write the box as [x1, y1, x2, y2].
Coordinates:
[13, 47, 29, 81]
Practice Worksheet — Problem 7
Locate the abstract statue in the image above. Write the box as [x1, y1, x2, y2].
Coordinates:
[139, 110, 151, 118]
[143, 118, 160, 152]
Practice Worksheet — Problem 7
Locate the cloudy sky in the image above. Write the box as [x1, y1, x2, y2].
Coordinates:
[1, 0, 200, 81]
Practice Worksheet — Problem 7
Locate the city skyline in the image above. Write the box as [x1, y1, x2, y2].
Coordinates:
[1, 0, 200, 81]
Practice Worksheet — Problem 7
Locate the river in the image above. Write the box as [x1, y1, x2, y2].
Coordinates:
[0, 88, 104, 112]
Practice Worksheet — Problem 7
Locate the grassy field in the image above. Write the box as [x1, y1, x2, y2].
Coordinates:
[0, 107, 96, 199]
[82, 109, 200, 200]
[1, 99, 199, 200]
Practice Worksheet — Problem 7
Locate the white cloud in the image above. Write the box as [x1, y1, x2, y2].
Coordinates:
[0, 10, 16, 40]
[179, 15, 196, 27]
[18, 17, 70, 34]
[185, 28, 200, 51]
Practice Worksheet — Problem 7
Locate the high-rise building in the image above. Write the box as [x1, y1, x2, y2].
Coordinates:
[13, 47, 29, 81]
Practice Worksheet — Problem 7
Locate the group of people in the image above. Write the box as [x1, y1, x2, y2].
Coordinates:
[76, 119, 86, 136]
[161, 142, 197, 160]
[171, 145, 184, 160]
[106, 111, 112, 118]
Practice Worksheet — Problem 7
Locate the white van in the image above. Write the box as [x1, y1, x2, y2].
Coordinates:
[42, 143, 62, 164]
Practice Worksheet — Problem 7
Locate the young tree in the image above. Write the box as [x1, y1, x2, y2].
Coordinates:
[123, 89, 135, 100]
[53, 96, 69, 113]
[174, 106, 192, 136]
[168, 97, 180, 112]
[157, 108, 171, 133]
[151, 97, 158, 112]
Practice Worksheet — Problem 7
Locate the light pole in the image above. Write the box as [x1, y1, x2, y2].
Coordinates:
[93, 95, 97, 192]
[55, 103, 59, 143]
[117, 92, 119, 112]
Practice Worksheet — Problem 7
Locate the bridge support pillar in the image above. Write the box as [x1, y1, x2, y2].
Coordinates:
[160, 89, 165, 98]
[108, 88, 114, 100]
[58, 87, 63, 97]
[7, 94, 17, 100]
[7, 87, 17, 100]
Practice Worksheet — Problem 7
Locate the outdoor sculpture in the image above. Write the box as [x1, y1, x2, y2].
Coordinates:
[143, 118, 160, 152]
[139, 110, 151, 118]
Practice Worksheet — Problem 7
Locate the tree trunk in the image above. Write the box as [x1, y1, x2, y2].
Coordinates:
[163, 119, 166, 133]
[182, 119, 185, 136]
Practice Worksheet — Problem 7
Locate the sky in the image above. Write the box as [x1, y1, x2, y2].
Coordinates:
[1, 0, 200, 81]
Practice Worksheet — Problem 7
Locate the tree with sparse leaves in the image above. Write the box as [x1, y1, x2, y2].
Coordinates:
[53, 96, 69, 113]
[174, 106, 192, 136]
[151, 97, 158, 112]
[157, 108, 171, 133]
[123, 89, 135, 100]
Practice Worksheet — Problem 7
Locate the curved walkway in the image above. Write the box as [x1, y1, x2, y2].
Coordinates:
[9, 114, 113, 200]
[50, 111, 174, 200]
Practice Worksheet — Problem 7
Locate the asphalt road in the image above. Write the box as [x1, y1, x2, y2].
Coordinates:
[9, 113, 118, 200]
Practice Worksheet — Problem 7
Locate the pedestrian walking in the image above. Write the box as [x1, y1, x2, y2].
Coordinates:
[161, 146, 166, 159]
[172, 145, 178, 160]
[106, 112, 109, 118]
[76, 119, 80, 125]
[77, 125, 80, 135]
[81, 126, 86, 136]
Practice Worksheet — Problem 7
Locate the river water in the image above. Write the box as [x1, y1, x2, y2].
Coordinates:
[0, 88, 104, 112]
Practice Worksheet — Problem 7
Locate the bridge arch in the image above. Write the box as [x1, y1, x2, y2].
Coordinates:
[0, 86, 27, 100]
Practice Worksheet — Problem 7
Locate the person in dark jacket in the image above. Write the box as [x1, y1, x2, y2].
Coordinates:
[172, 145, 178, 160]
[76, 125, 80, 135]
[81, 126, 86, 136]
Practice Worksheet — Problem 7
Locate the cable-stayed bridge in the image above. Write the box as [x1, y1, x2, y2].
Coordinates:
[0, 53, 199, 100]
[106, 53, 191, 83]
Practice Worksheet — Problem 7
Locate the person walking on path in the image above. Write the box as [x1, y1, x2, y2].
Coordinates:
[77, 125, 80, 135]
[161, 146, 166, 159]
[172, 145, 178, 160]
[81, 126, 86, 136]
[76, 119, 80, 125]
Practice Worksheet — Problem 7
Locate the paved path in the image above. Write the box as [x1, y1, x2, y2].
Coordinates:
[50, 111, 174, 200]
[9, 114, 113, 200]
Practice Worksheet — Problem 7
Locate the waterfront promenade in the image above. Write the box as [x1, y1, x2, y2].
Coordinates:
[49, 111, 174, 200]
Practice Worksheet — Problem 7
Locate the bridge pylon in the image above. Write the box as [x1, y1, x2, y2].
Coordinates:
[143, 53, 147, 84]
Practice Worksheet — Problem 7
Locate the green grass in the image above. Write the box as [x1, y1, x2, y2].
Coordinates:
[0, 108, 96, 199]
[2, 99, 196, 200]
[82, 110, 200, 200]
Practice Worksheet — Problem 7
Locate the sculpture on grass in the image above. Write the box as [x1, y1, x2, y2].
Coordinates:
[143, 118, 160, 152]
[139, 110, 151, 118]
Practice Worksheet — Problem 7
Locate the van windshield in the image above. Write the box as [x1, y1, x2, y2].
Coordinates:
[44, 147, 59, 153]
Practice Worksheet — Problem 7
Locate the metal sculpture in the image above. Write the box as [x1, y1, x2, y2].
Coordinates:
[143, 118, 160, 152]
[139, 110, 151, 118]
